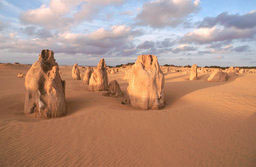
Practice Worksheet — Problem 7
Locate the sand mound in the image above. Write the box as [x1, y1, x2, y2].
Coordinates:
[208, 69, 228, 82]
[126, 55, 165, 109]
[24, 49, 67, 118]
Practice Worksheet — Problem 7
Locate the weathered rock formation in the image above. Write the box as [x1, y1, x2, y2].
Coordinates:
[228, 66, 234, 71]
[108, 69, 115, 74]
[126, 55, 165, 109]
[226, 66, 238, 78]
[161, 66, 169, 73]
[72, 64, 81, 80]
[249, 69, 256, 74]
[83, 67, 92, 85]
[17, 73, 24, 78]
[103, 80, 123, 97]
[24, 50, 66, 118]
[239, 69, 245, 74]
[89, 59, 108, 91]
[189, 64, 198, 80]
[208, 69, 228, 82]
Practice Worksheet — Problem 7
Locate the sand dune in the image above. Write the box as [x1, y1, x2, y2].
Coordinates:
[0, 64, 256, 166]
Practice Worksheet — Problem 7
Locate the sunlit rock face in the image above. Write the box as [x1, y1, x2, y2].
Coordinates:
[126, 55, 165, 110]
[239, 69, 245, 74]
[24, 50, 66, 118]
[89, 58, 109, 91]
[189, 64, 198, 80]
[208, 69, 228, 82]
[83, 67, 93, 85]
[72, 64, 81, 80]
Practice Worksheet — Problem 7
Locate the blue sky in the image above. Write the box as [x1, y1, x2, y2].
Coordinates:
[0, 0, 255, 66]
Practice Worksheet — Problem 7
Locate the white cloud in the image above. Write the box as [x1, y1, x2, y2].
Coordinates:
[136, 0, 200, 28]
[20, 0, 125, 29]
[87, 25, 131, 40]
[20, 0, 76, 29]
[0, 25, 140, 57]
[181, 26, 256, 44]
[171, 43, 196, 53]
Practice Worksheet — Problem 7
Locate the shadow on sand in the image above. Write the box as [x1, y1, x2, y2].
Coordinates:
[164, 78, 234, 107]
[165, 73, 187, 81]
[15, 74, 241, 119]
[66, 95, 91, 116]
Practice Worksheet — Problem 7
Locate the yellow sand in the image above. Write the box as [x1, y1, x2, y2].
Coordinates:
[0, 63, 255, 167]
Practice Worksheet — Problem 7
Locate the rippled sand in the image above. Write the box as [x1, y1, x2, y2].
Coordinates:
[0, 63, 255, 167]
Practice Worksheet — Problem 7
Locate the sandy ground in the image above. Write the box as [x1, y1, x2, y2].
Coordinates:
[0, 63, 256, 167]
